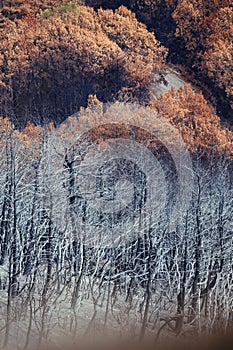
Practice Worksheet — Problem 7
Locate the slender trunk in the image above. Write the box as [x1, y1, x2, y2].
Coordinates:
[190, 175, 201, 322]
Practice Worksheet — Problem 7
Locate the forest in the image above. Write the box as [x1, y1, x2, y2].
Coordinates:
[0, 1, 232, 349]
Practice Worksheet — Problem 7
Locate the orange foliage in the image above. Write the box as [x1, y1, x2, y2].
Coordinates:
[200, 7, 233, 106]
[60, 88, 233, 160]
[149, 85, 233, 158]
[91, 1, 232, 115]
[0, 3, 166, 124]
[173, 0, 233, 107]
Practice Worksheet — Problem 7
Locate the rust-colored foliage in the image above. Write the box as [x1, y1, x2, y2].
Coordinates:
[58, 89, 233, 160]
[173, 0, 233, 108]
[200, 6, 233, 108]
[92, 1, 232, 116]
[149, 85, 233, 158]
[0, 2, 166, 124]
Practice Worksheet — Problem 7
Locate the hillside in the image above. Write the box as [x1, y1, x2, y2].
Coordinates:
[0, 1, 232, 348]
[0, 1, 167, 124]
[85, 1, 233, 123]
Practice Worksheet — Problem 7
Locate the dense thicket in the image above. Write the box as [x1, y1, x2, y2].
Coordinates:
[0, 0, 81, 23]
[1, 1, 232, 123]
[0, 97, 232, 347]
[150, 85, 233, 157]
[0, 2, 166, 124]
[0, 2, 232, 347]
[86, 0, 233, 120]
